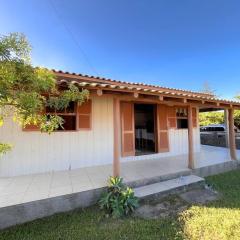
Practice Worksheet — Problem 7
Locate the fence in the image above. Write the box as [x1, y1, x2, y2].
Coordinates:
[200, 132, 240, 149]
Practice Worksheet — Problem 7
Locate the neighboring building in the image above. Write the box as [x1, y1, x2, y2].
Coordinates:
[0, 70, 239, 177]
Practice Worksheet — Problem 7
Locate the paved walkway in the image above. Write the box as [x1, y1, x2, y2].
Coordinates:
[0, 145, 238, 208]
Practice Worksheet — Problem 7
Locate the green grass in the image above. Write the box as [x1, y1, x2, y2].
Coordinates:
[0, 207, 182, 240]
[0, 169, 240, 240]
[180, 169, 240, 240]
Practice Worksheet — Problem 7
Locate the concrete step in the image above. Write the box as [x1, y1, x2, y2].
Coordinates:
[134, 175, 205, 200]
[126, 169, 191, 188]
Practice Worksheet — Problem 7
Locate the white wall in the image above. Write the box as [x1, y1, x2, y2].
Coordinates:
[0, 96, 114, 177]
[0, 98, 201, 177]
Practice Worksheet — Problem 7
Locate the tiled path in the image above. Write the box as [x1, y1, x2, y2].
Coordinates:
[0, 145, 238, 208]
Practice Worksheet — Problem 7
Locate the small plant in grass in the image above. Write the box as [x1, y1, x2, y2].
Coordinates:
[99, 176, 139, 218]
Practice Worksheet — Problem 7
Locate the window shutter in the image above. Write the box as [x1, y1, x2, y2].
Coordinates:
[77, 100, 92, 130]
[23, 124, 40, 131]
[192, 107, 197, 128]
[157, 104, 169, 152]
[167, 106, 176, 128]
[121, 102, 135, 157]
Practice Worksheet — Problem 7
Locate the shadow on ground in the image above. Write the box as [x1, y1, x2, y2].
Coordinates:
[134, 188, 219, 219]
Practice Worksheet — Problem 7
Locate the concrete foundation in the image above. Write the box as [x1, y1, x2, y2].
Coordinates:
[193, 160, 240, 177]
[0, 187, 104, 230]
[0, 145, 239, 230]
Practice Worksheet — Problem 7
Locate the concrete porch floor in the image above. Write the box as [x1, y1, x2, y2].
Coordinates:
[0, 145, 239, 208]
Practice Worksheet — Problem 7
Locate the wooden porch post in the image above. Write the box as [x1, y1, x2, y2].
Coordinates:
[188, 105, 195, 169]
[224, 109, 230, 148]
[228, 108, 237, 160]
[113, 98, 121, 176]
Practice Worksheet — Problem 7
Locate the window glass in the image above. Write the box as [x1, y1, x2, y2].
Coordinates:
[56, 115, 76, 131]
[176, 107, 188, 129]
[177, 119, 188, 129]
[46, 101, 77, 131]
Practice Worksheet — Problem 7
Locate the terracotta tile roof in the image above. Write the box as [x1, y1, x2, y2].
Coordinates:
[52, 69, 240, 106]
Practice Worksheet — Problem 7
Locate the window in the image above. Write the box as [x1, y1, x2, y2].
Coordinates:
[177, 118, 188, 129]
[176, 107, 188, 129]
[46, 101, 77, 131]
[24, 100, 92, 131]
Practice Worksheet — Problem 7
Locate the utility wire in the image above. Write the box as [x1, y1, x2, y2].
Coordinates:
[47, 0, 99, 75]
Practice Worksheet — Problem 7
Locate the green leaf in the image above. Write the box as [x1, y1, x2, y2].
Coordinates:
[0, 116, 3, 127]
[0, 143, 12, 154]
[99, 176, 139, 218]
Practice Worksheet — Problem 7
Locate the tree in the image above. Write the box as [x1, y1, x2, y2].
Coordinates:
[201, 81, 216, 96]
[0, 33, 89, 154]
[199, 111, 224, 126]
[234, 94, 240, 128]
[199, 110, 240, 128]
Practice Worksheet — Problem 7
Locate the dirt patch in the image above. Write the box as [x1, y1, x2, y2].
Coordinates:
[179, 188, 219, 204]
[134, 188, 219, 219]
[134, 195, 188, 219]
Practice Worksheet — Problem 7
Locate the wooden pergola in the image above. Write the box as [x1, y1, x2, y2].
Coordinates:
[54, 70, 240, 176]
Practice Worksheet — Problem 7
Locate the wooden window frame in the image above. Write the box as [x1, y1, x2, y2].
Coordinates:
[22, 124, 41, 132]
[23, 100, 93, 132]
[45, 102, 78, 132]
[176, 107, 188, 129]
[77, 100, 92, 131]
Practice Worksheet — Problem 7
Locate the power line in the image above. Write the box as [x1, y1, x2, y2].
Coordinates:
[47, 0, 99, 75]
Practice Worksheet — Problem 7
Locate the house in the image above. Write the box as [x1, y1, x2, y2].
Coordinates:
[0, 69, 239, 177]
[0, 70, 240, 229]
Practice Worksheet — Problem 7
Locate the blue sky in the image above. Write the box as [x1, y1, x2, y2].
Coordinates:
[1, 0, 240, 99]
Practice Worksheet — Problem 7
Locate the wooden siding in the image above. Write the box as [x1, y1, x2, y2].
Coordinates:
[0, 99, 201, 177]
[0, 96, 114, 177]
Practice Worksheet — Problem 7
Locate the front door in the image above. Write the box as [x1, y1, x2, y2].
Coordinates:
[134, 104, 156, 155]
[120, 101, 170, 157]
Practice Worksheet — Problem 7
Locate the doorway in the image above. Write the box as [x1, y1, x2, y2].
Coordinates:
[134, 104, 156, 155]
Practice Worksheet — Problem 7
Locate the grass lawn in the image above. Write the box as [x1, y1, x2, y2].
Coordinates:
[0, 169, 240, 240]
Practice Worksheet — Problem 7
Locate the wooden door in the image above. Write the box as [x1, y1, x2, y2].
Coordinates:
[120, 102, 135, 157]
[157, 104, 169, 152]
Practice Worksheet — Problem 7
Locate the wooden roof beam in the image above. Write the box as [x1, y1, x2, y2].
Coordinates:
[97, 89, 103, 96]
[133, 92, 139, 98]
[74, 83, 240, 108]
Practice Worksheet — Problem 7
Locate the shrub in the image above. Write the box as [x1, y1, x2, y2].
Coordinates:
[99, 176, 139, 218]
